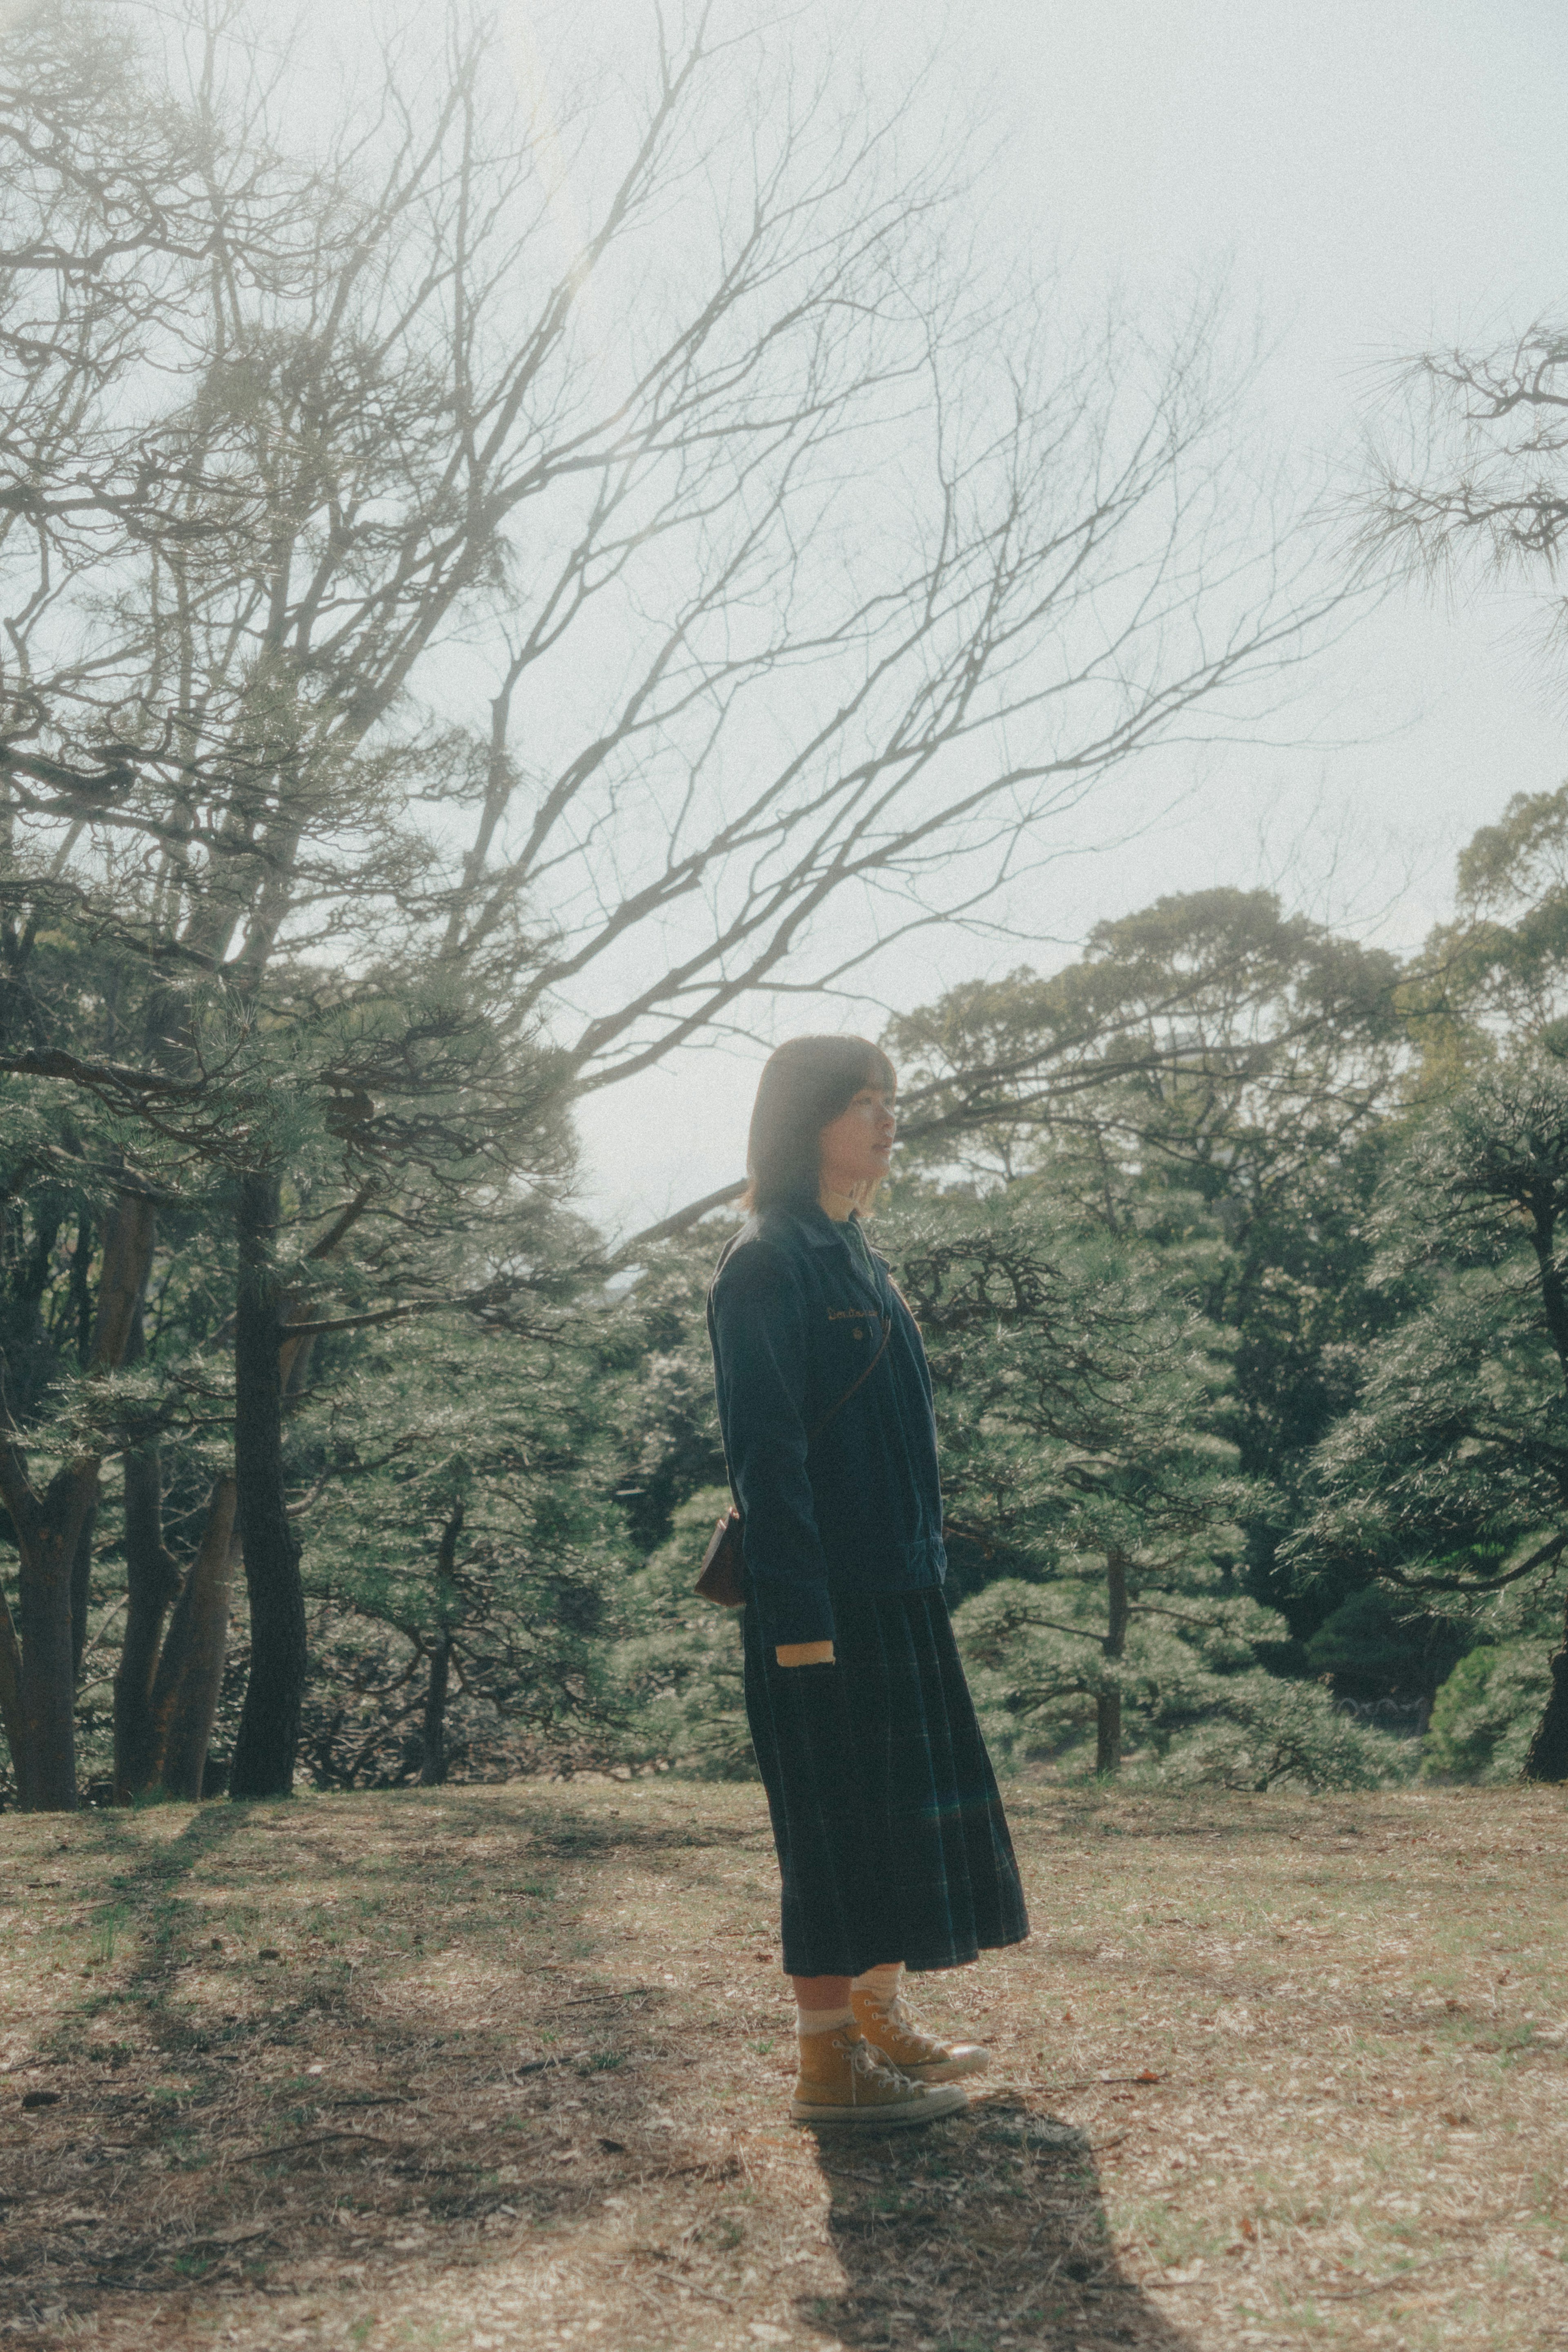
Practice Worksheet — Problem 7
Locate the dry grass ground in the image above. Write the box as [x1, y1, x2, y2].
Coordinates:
[1, 1778, 1565, 2352]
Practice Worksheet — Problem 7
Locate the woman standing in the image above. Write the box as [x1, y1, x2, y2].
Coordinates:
[708, 1035, 1029, 2129]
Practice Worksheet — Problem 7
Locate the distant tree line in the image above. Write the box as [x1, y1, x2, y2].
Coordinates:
[611, 834, 1568, 1792]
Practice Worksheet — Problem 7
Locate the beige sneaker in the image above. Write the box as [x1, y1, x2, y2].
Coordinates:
[851, 1987, 991, 2083]
[790, 2025, 968, 2129]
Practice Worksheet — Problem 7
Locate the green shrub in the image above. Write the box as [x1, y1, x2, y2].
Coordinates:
[1424, 1642, 1553, 1782]
[952, 1576, 1413, 1789]
[1139, 1674, 1417, 1792]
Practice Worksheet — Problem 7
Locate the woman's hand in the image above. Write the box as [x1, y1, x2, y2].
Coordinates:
[776, 1641, 835, 1667]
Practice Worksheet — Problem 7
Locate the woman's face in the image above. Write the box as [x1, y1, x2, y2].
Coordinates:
[818, 1083, 897, 1198]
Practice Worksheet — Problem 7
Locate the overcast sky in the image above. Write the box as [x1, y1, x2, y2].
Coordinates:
[559, 0, 1568, 1238]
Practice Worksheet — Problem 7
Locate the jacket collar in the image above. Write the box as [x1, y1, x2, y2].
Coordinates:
[791, 1202, 886, 1311]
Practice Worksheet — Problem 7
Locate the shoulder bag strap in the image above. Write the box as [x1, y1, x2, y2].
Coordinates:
[804, 1313, 891, 1444]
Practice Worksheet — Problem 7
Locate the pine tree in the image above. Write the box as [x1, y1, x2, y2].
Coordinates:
[891, 1192, 1384, 1785]
[1293, 1050, 1568, 1780]
[885, 888, 1407, 1665]
[290, 1313, 628, 1788]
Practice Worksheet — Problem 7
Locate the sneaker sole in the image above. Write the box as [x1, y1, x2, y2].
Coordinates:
[789, 2085, 969, 2130]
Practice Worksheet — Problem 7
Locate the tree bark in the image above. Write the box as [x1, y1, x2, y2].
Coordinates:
[87, 1193, 157, 1373]
[154, 1475, 239, 1801]
[228, 1173, 306, 1800]
[104, 1179, 365, 1806]
[2, 1190, 157, 1810]
[69, 1498, 98, 1683]
[419, 1631, 454, 1788]
[1095, 1686, 1122, 1776]
[15, 1464, 96, 1811]
[419, 1499, 463, 1788]
[1096, 1549, 1129, 1777]
[1524, 1593, 1568, 1782]
[0, 1576, 27, 1807]
[113, 1438, 185, 1801]
[69, 1207, 94, 1368]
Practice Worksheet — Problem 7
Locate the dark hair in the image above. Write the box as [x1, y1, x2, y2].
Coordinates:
[744, 1034, 897, 1213]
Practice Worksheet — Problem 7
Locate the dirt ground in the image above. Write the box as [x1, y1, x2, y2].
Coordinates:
[1, 1777, 1566, 2352]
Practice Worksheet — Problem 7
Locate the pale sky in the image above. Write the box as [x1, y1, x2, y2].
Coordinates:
[565, 0, 1568, 1237]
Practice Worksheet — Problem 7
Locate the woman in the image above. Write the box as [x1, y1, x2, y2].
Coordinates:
[708, 1034, 1029, 2129]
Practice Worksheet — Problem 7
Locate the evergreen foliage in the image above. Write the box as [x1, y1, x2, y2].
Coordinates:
[894, 1189, 1348, 1778]
[1286, 1050, 1568, 1778]
[292, 1316, 630, 1788]
[610, 1489, 752, 1781]
[1423, 1637, 1557, 1782]
[886, 888, 1406, 1659]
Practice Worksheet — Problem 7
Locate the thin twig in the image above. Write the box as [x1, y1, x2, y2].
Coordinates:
[228, 2128, 390, 2164]
[1307, 2252, 1470, 2300]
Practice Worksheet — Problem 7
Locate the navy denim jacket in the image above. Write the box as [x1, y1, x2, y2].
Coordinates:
[708, 1203, 948, 1648]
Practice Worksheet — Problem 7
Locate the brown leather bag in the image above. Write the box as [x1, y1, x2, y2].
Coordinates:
[695, 1506, 748, 1609]
[696, 1306, 892, 1608]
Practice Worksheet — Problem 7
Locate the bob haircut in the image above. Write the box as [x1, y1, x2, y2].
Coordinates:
[744, 1034, 897, 1214]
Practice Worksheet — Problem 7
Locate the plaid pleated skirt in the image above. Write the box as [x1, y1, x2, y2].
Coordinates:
[743, 1587, 1029, 1978]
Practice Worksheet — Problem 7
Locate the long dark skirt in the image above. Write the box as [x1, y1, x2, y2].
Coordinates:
[743, 1587, 1029, 1978]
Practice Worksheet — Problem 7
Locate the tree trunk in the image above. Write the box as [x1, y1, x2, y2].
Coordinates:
[15, 1465, 96, 1811]
[228, 1173, 306, 1801]
[1096, 1550, 1129, 1777]
[113, 1434, 186, 1801]
[1524, 1595, 1568, 1782]
[0, 1578, 24, 1804]
[69, 1207, 94, 1366]
[2, 1190, 157, 1812]
[69, 1498, 98, 1683]
[419, 1631, 454, 1787]
[103, 1177, 366, 1806]
[418, 1499, 463, 1788]
[154, 1476, 240, 1801]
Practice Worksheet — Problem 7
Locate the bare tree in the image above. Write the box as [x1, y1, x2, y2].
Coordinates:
[9, 4, 1340, 1026]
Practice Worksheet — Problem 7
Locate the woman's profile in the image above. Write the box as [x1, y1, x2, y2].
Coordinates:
[708, 1034, 1029, 2128]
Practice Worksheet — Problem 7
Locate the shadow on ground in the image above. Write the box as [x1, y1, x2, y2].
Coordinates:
[1, 1786, 794, 2342]
[801, 2098, 1197, 2352]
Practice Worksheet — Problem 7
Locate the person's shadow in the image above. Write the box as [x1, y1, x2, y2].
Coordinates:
[795, 2092, 1198, 2350]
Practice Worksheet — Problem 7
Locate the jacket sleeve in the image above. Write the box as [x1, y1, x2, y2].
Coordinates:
[710, 1244, 835, 1648]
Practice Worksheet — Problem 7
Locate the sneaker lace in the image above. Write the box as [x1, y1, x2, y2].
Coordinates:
[880, 1994, 939, 2048]
[845, 2033, 913, 2089]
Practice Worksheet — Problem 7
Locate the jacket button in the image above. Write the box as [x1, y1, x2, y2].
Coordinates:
[853, 1325, 864, 1340]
